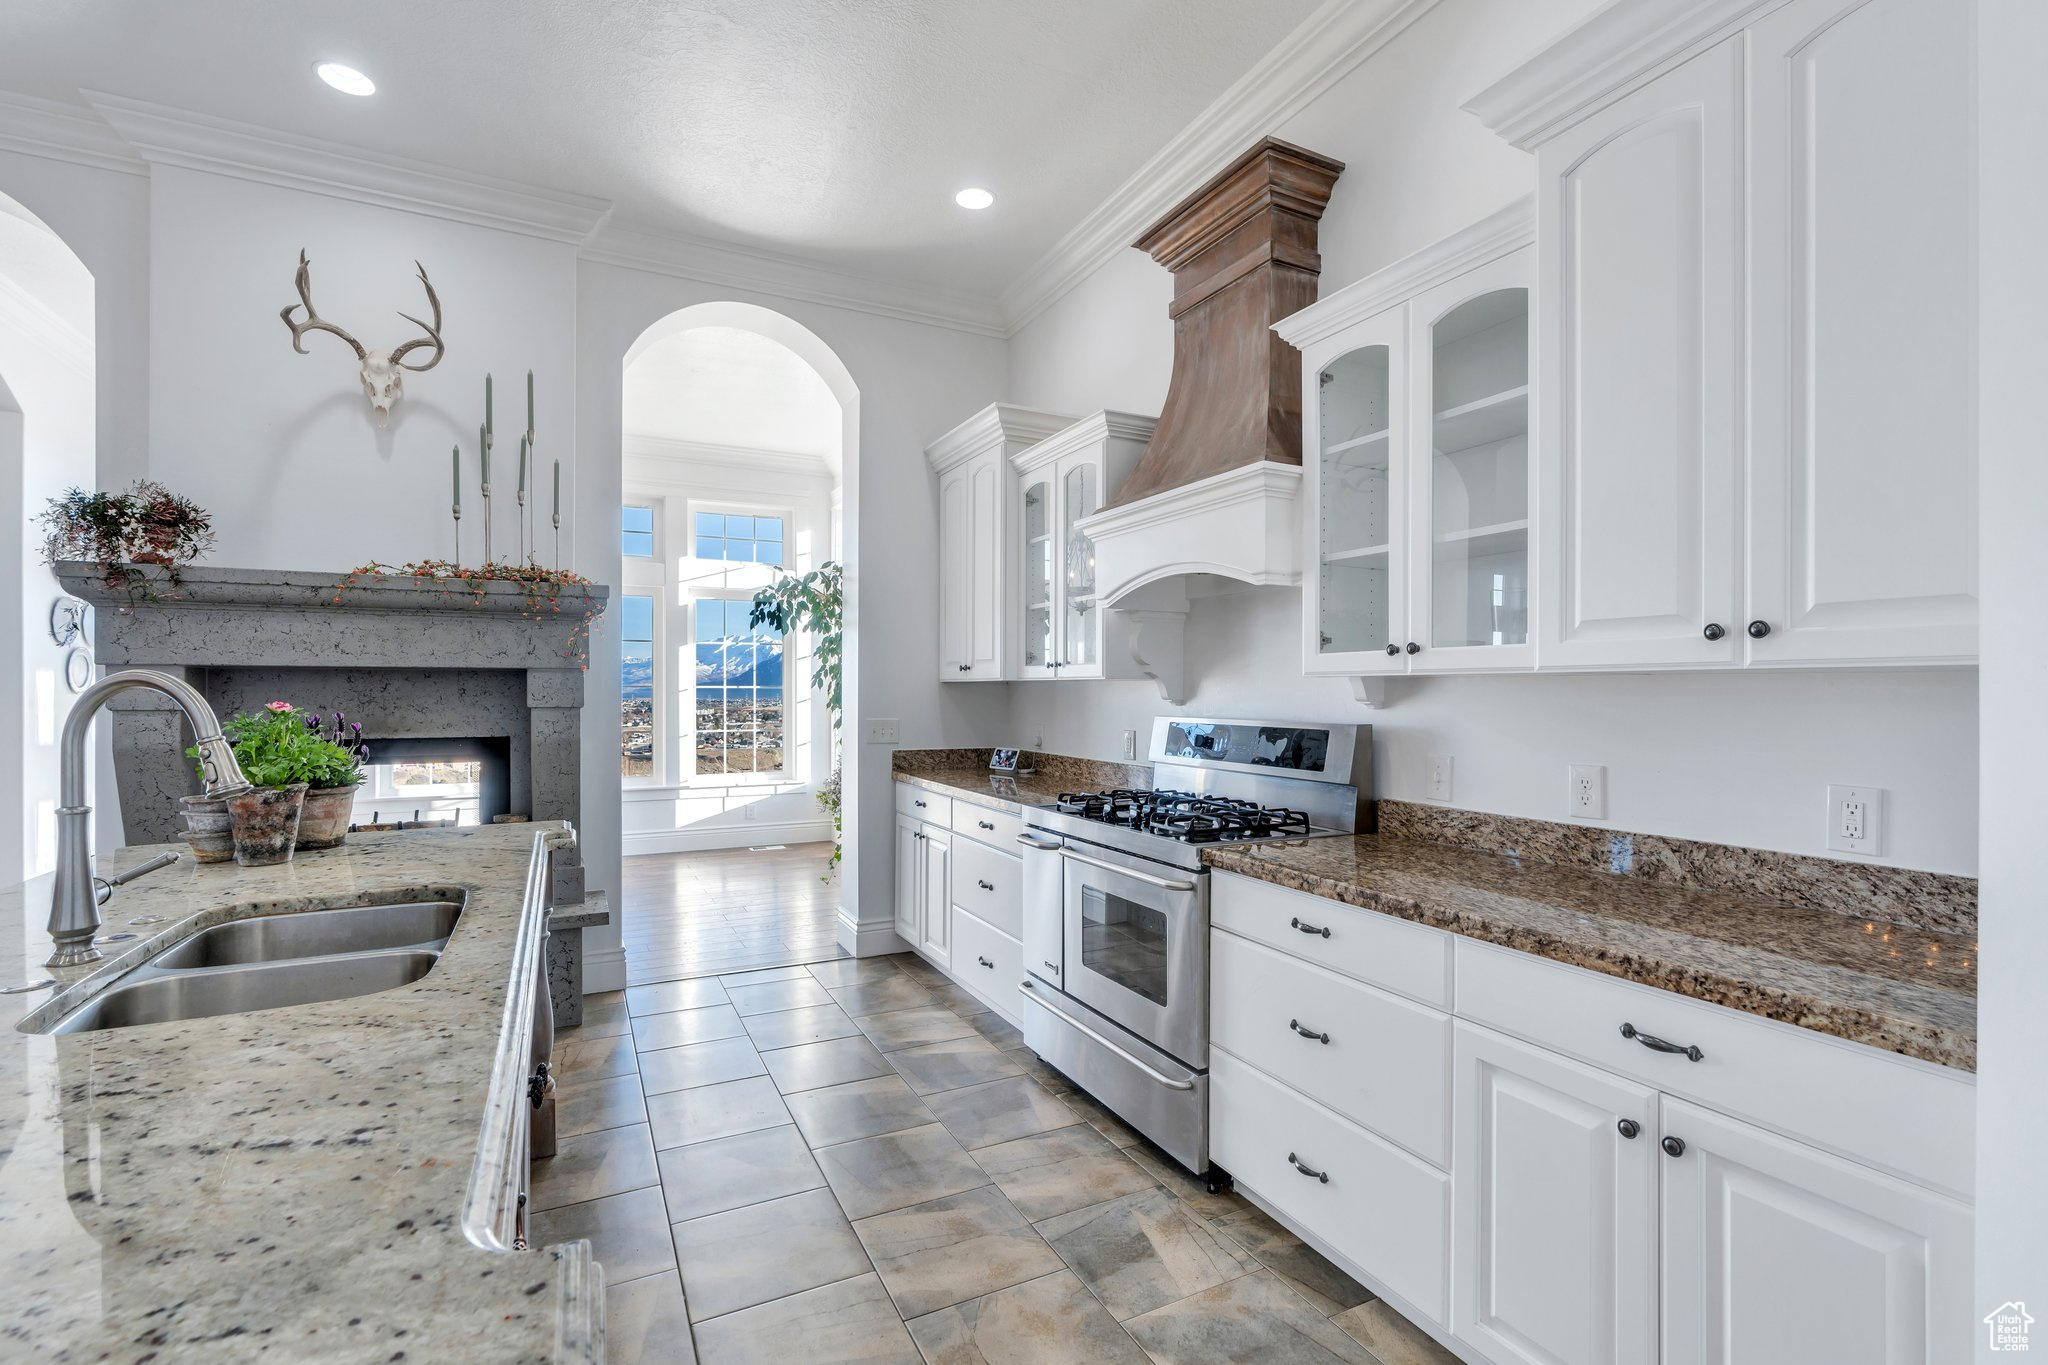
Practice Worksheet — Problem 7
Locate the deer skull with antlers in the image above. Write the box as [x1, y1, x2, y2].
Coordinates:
[280, 250, 444, 424]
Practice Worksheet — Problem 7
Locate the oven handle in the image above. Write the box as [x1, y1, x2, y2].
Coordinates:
[1051, 846, 1198, 893]
[1020, 981, 1196, 1091]
[1017, 834, 1063, 851]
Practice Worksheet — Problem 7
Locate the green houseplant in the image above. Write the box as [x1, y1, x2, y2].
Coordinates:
[187, 703, 359, 865]
[38, 480, 215, 602]
[294, 712, 369, 850]
[751, 561, 843, 868]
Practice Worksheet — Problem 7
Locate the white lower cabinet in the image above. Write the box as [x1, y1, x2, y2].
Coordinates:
[1658, 1097, 1972, 1365]
[1451, 1022, 1660, 1365]
[892, 809, 950, 969]
[950, 905, 1022, 1026]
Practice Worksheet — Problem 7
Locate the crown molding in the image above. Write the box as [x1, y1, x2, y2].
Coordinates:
[924, 402, 1077, 472]
[0, 90, 144, 176]
[1011, 409, 1158, 474]
[82, 91, 613, 243]
[584, 220, 1007, 339]
[996, 0, 1440, 335]
[1464, 0, 1784, 149]
[623, 434, 836, 486]
[1275, 196, 1533, 350]
[0, 270, 93, 373]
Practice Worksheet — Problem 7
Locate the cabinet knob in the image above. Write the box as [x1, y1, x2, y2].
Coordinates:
[1384, 644, 1400, 656]
[957, 664, 973, 672]
[1662, 1135, 1687, 1158]
[1617, 1118, 1641, 1140]
[1747, 620, 1771, 639]
[1405, 641, 1421, 655]
[1702, 623, 1725, 641]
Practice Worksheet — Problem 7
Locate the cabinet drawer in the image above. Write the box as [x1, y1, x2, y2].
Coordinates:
[1455, 939, 1975, 1199]
[894, 783, 952, 826]
[1212, 871, 1452, 1009]
[1212, 1047, 1450, 1326]
[950, 802, 1024, 850]
[950, 834, 1022, 939]
[951, 908, 1022, 1026]
[1212, 929, 1451, 1167]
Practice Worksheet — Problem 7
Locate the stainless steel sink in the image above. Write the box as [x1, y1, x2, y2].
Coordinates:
[36, 894, 464, 1035]
[152, 900, 460, 968]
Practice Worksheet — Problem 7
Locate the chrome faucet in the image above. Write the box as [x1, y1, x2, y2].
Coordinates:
[47, 670, 251, 968]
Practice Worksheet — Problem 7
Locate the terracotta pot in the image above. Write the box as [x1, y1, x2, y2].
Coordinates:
[179, 794, 235, 864]
[296, 784, 360, 850]
[227, 784, 307, 867]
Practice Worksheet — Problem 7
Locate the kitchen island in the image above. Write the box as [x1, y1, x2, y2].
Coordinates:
[0, 823, 600, 1363]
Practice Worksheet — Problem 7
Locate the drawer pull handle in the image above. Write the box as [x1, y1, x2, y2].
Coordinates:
[1044, 961, 1060, 974]
[1662, 1136, 1687, 1158]
[977, 955, 994, 969]
[1620, 1022, 1704, 1062]
[977, 879, 995, 891]
[978, 820, 995, 830]
[1287, 1152, 1330, 1184]
[1617, 1118, 1640, 1139]
[1288, 1019, 1330, 1044]
[1290, 917, 1331, 939]
[914, 799, 928, 808]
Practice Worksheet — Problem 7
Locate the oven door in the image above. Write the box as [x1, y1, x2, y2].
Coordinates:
[1059, 841, 1207, 1067]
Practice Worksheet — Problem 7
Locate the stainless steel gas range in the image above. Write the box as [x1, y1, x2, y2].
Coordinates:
[1017, 717, 1370, 1175]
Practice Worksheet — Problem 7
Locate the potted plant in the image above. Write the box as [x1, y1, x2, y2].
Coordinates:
[39, 480, 215, 603]
[185, 702, 345, 866]
[751, 562, 843, 871]
[295, 712, 368, 850]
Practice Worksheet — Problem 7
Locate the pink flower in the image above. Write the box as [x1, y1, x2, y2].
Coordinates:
[265, 701, 295, 714]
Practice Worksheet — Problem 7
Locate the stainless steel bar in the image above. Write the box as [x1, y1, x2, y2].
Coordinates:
[1019, 980, 1195, 1091]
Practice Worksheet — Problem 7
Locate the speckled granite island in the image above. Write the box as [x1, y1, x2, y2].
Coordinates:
[0, 823, 601, 1363]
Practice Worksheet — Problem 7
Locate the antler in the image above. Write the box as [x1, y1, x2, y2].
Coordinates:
[279, 249, 366, 360]
[388, 261, 445, 371]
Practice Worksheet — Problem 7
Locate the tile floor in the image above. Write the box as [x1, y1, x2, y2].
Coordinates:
[534, 950, 1462, 1365]
[621, 843, 845, 985]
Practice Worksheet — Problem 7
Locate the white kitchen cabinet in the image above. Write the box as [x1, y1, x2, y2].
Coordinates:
[1659, 1097, 1973, 1365]
[1276, 207, 1535, 679]
[893, 811, 922, 948]
[892, 807, 950, 968]
[925, 403, 1076, 682]
[1010, 411, 1154, 680]
[1451, 1021, 1660, 1365]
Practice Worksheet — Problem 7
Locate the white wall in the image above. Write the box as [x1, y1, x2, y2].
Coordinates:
[1004, 0, 1980, 875]
[1974, 0, 2048, 1336]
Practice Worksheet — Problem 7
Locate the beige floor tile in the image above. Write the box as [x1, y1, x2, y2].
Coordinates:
[657, 1123, 824, 1223]
[719, 965, 814, 986]
[1332, 1299, 1461, 1365]
[673, 1186, 873, 1322]
[855, 1004, 979, 1053]
[1210, 1206, 1374, 1315]
[555, 1068, 649, 1139]
[1122, 1268, 1378, 1364]
[741, 1002, 862, 1051]
[646, 1074, 790, 1150]
[827, 974, 939, 1018]
[556, 1031, 640, 1080]
[958, 1011, 1025, 1051]
[973, 1124, 1158, 1221]
[605, 1271, 696, 1365]
[633, 1003, 749, 1051]
[815, 1122, 988, 1220]
[726, 976, 835, 1016]
[530, 1185, 676, 1285]
[1126, 1141, 1251, 1219]
[627, 976, 730, 1016]
[905, 1268, 1150, 1365]
[573, 992, 633, 1039]
[639, 1036, 767, 1096]
[1001, 1048, 1076, 1095]
[886, 1036, 1026, 1096]
[762, 1035, 896, 1094]
[925, 1076, 1078, 1150]
[530, 1123, 661, 1211]
[1058, 1087, 1147, 1149]
[785, 1075, 936, 1148]
[852, 1185, 1064, 1320]
[1037, 1186, 1256, 1320]
[689, 1272, 917, 1365]
[806, 957, 908, 988]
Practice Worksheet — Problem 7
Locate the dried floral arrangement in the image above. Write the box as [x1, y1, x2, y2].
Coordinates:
[38, 480, 216, 601]
[330, 559, 604, 666]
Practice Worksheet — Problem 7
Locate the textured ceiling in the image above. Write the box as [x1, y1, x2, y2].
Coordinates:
[0, 0, 1324, 296]
[623, 326, 839, 460]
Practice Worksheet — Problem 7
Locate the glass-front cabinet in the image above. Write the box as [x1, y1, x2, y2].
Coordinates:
[1010, 412, 1151, 680]
[1289, 234, 1534, 676]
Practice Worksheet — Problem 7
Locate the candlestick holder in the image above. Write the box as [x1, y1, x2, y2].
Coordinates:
[516, 486, 526, 567]
[481, 482, 493, 567]
[553, 508, 561, 573]
[526, 427, 539, 565]
[452, 503, 462, 568]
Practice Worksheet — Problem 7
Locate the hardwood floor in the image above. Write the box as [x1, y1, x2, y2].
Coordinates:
[621, 843, 847, 986]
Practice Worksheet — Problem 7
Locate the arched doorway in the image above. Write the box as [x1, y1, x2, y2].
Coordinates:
[614, 302, 858, 987]
[0, 188, 96, 883]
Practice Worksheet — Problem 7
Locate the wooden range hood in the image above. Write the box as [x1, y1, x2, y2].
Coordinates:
[1107, 137, 1344, 509]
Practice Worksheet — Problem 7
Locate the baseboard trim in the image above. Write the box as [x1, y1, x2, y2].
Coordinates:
[837, 907, 910, 959]
[622, 819, 834, 857]
[583, 944, 626, 994]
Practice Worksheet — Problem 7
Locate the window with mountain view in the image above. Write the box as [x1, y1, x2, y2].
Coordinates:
[694, 597, 784, 777]
[621, 593, 655, 777]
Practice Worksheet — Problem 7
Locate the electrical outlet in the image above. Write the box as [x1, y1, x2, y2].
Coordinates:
[743, 804, 756, 821]
[1426, 753, 1453, 803]
[864, 718, 899, 745]
[1120, 730, 1137, 761]
[1568, 764, 1607, 820]
[1828, 784, 1885, 856]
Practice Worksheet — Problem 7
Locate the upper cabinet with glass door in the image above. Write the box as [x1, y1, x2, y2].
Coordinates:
[1278, 203, 1535, 679]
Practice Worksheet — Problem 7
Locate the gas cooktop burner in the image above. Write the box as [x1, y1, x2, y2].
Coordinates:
[1051, 788, 1316, 844]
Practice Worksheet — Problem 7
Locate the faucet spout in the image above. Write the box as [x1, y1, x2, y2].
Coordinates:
[47, 670, 251, 968]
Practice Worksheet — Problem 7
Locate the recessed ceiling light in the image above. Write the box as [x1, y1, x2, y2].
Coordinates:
[315, 62, 376, 97]
[954, 187, 995, 211]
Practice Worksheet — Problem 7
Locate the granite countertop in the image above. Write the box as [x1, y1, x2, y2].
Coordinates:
[893, 767, 1073, 813]
[1205, 835, 1977, 1070]
[0, 824, 595, 1363]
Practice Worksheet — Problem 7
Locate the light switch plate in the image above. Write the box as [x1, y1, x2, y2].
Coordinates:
[864, 718, 899, 745]
[1426, 753, 1453, 803]
[1827, 784, 1884, 856]
[1120, 730, 1137, 761]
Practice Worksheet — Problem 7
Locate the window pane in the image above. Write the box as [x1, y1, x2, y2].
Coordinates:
[695, 602, 727, 642]
[723, 539, 751, 562]
[695, 512, 723, 540]
[623, 506, 654, 533]
[695, 536, 724, 562]
[695, 733, 726, 777]
[757, 540, 784, 567]
[725, 515, 756, 539]
[622, 530, 653, 558]
[621, 594, 654, 643]
[621, 590, 654, 779]
[754, 517, 784, 542]
[622, 506, 655, 558]
[697, 640, 726, 689]
[754, 642, 783, 689]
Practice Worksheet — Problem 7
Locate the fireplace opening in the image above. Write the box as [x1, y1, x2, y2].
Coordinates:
[355, 737, 513, 827]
